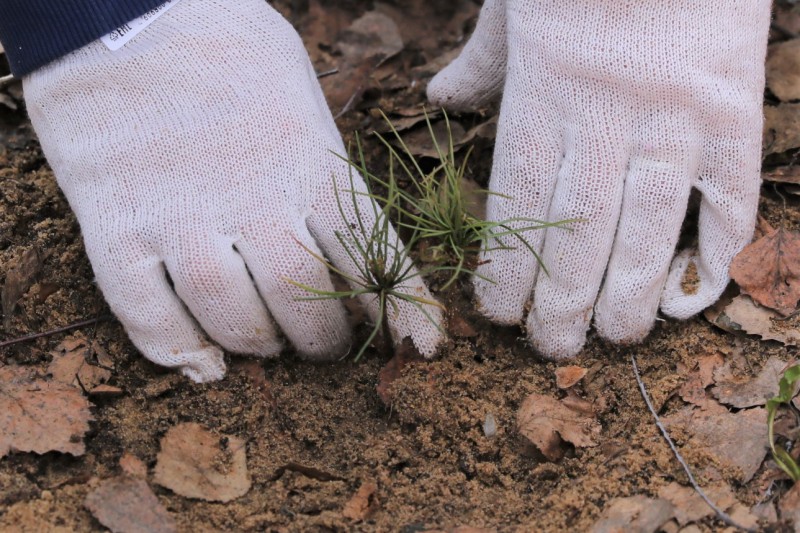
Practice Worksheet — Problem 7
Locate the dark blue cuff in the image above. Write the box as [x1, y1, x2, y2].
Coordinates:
[0, 0, 169, 77]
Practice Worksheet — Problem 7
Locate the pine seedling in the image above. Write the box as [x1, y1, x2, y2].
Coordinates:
[286, 139, 446, 361]
[767, 364, 800, 481]
[367, 110, 577, 289]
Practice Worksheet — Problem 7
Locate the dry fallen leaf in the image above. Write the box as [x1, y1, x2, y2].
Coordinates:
[706, 294, 800, 346]
[589, 495, 674, 533]
[779, 481, 800, 527]
[153, 423, 250, 502]
[0, 366, 93, 458]
[119, 453, 148, 479]
[342, 480, 379, 521]
[729, 224, 800, 316]
[48, 336, 113, 390]
[678, 353, 724, 406]
[662, 402, 767, 483]
[763, 166, 800, 186]
[767, 38, 800, 102]
[85, 475, 176, 533]
[657, 482, 737, 526]
[320, 10, 404, 111]
[763, 104, 800, 156]
[516, 393, 601, 461]
[712, 356, 785, 408]
[555, 366, 588, 389]
[377, 337, 424, 406]
[1, 246, 42, 329]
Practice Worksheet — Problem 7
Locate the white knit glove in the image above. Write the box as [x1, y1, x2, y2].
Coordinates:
[428, 0, 771, 358]
[22, 0, 442, 382]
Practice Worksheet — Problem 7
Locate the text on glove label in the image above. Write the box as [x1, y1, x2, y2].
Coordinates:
[101, 0, 181, 51]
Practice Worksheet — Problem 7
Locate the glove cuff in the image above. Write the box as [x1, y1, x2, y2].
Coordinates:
[0, 0, 166, 77]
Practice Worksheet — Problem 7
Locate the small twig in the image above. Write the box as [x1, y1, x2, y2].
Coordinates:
[631, 354, 756, 533]
[0, 316, 111, 349]
[316, 68, 339, 79]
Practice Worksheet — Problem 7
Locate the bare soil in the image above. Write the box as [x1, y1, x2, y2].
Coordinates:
[1, 1, 799, 531]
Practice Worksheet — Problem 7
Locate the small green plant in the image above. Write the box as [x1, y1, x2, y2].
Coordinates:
[767, 364, 800, 481]
[285, 140, 447, 361]
[367, 110, 576, 289]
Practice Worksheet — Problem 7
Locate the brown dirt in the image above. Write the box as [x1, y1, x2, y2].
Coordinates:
[2, 1, 799, 532]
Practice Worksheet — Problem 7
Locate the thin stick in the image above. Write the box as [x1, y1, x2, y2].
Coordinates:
[316, 68, 339, 79]
[0, 317, 110, 349]
[631, 354, 756, 533]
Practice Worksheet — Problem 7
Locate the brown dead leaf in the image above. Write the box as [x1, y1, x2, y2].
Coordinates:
[85, 475, 176, 533]
[398, 120, 467, 159]
[763, 104, 800, 156]
[707, 294, 800, 346]
[662, 402, 767, 483]
[767, 38, 800, 102]
[678, 353, 724, 406]
[0, 366, 93, 458]
[1, 246, 42, 329]
[589, 495, 674, 533]
[320, 11, 403, 111]
[153, 423, 250, 502]
[657, 482, 737, 526]
[377, 337, 424, 406]
[555, 366, 588, 389]
[779, 481, 800, 527]
[516, 393, 601, 462]
[730, 224, 800, 316]
[763, 166, 800, 186]
[342, 480, 379, 521]
[48, 336, 113, 390]
[712, 356, 785, 408]
[119, 453, 148, 479]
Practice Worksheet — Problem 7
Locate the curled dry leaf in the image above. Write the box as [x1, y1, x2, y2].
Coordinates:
[712, 356, 785, 408]
[516, 393, 601, 461]
[589, 495, 674, 533]
[662, 402, 767, 483]
[0, 366, 93, 458]
[555, 366, 588, 389]
[729, 223, 800, 316]
[153, 422, 250, 503]
[342, 480, 379, 521]
[85, 475, 176, 533]
[706, 294, 800, 346]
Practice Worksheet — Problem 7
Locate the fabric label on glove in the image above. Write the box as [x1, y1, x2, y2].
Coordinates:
[101, 0, 181, 51]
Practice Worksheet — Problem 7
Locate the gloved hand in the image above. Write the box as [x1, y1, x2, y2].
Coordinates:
[23, 0, 442, 382]
[428, 0, 771, 358]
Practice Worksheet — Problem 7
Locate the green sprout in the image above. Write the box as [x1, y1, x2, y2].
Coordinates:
[767, 364, 800, 481]
[285, 138, 447, 361]
[366, 110, 576, 289]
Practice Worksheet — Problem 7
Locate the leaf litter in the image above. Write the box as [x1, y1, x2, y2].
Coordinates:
[0, 365, 93, 458]
[153, 422, 251, 503]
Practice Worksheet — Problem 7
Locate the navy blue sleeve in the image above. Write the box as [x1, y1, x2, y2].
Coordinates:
[0, 0, 168, 77]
